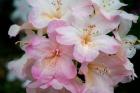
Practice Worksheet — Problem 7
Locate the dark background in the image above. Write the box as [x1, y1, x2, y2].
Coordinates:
[0, 0, 140, 93]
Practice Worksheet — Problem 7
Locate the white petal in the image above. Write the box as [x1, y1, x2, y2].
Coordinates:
[8, 24, 21, 37]
[7, 54, 28, 80]
[125, 46, 136, 58]
[119, 11, 139, 23]
[118, 19, 132, 37]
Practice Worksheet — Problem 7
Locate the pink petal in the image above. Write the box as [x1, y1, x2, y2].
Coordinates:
[73, 44, 99, 62]
[56, 56, 77, 79]
[56, 26, 80, 45]
[94, 35, 120, 54]
[28, 8, 49, 28]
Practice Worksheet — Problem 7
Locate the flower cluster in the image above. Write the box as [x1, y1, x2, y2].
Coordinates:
[7, 0, 139, 93]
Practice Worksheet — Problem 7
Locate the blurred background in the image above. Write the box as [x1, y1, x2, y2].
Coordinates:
[0, 0, 140, 93]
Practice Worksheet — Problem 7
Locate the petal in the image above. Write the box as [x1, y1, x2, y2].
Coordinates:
[28, 8, 49, 28]
[83, 74, 114, 93]
[94, 35, 120, 54]
[62, 79, 83, 93]
[117, 19, 132, 37]
[56, 56, 77, 79]
[8, 24, 21, 37]
[119, 11, 139, 23]
[56, 26, 80, 45]
[51, 79, 63, 90]
[73, 44, 99, 62]
[7, 54, 28, 80]
[125, 46, 136, 58]
[47, 20, 68, 40]
[92, 14, 120, 34]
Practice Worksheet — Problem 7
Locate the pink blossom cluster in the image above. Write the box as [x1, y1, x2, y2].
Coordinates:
[7, 0, 139, 93]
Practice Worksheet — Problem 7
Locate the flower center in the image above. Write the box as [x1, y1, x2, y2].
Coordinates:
[44, 49, 61, 68]
[81, 25, 96, 45]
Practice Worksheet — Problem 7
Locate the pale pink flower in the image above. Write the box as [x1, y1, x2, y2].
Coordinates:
[80, 49, 136, 93]
[56, 23, 120, 63]
[24, 36, 79, 92]
[91, 0, 138, 22]
[114, 19, 138, 58]
[28, 0, 82, 28]
[71, 0, 120, 30]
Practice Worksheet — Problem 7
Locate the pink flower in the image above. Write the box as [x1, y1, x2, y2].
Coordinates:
[24, 36, 79, 92]
[56, 24, 120, 63]
[27, 0, 80, 28]
[71, 0, 120, 30]
[91, 0, 138, 22]
[80, 49, 136, 93]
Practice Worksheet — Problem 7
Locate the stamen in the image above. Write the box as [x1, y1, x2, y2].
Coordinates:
[15, 41, 29, 45]
[88, 63, 110, 76]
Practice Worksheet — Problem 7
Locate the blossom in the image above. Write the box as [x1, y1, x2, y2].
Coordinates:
[114, 19, 138, 58]
[11, 0, 31, 22]
[24, 36, 79, 92]
[28, 0, 81, 28]
[71, 0, 120, 30]
[91, 0, 138, 22]
[7, 0, 139, 93]
[56, 23, 120, 63]
[80, 50, 136, 93]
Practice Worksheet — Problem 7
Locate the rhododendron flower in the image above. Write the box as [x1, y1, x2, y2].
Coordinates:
[7, 0, 139, 93]
[71, 0, 120, 30]
[56, 24, 120, 62]
[80, 50, 136, 93]
[114, 19, 138, 58]
[24, 36, 79, 92]
[28, 0, 83, 28]
[91, 0, 138, 22]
